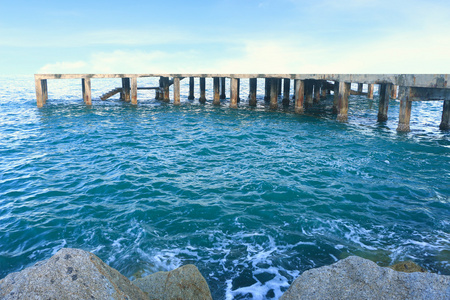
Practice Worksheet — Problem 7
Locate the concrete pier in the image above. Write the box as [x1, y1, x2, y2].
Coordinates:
[337, 82, 350, 122]
[357, 83, 363, 95]
[397, 86, 412, 132]
[82, 78, 92, 105]
[230, 78, 238, 108]
[199, 77, 206, 104]
[220, 77, 226, 99]
[213, 77, 220, 106]
[270, 78, 279, 110]
[237, 78, 241, 103]
[249, 78, 257, 107]
[34, 73, 450, 131]
[188, 77, 195, 100]
[294, 79, 304, 114]
[377, 84, 391, 122]
[440, 100, 450, 130]
[283, 79, 290, 106]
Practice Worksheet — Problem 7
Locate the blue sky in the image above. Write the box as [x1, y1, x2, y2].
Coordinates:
[1, 0, 449, 74]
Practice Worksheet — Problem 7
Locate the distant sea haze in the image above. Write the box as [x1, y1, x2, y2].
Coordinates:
[0, 75, 449, 300]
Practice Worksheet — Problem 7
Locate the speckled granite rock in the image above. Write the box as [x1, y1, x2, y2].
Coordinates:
[280, 256, 450, 300]
[0, 248, 149, 300]
[132, 264, 212, 300]
[390, 261, 427, 273]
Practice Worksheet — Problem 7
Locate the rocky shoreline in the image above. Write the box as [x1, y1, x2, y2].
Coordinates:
[0, 248, 449, 299]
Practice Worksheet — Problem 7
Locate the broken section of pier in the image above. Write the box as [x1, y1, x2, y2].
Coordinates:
[34, 74, 450, 132]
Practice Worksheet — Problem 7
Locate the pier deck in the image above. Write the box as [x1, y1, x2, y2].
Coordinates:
[34, 74, 450, 132]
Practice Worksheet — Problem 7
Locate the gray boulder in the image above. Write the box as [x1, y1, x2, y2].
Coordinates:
[281, 256, 450, 300]
[0, 248, 149, 300]
[132, 264, 212, 300]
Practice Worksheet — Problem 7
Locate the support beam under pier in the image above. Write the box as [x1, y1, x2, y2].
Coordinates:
[131, 77, 138, 105]
[332, 81, 339, 113]
[35, 78, 45, 108]
[188, 77, 195, 100]
[367, 84, 374, 99]
[270, 78, 279, 110]
[377, 83, 391, 122]
[357, 83, 363, 95]
[249, 78, 257, 107]
[337, 82, 350, 122]
[440, 100, 450, 130]
[230, 78, 238, 108]
[313, 81, 321, 104]
[199, 77, 206, 104]
[294, 79, 304, 114]
[213, 77, 220, 106]
[397, 86, 412, 132]
[122, 78, 131, 102]
[264, 78, 270, 101]
[282, 79, 290, 106]
[82, 78, 92, 105]
[391, 85, 398, 99]
[220, 77, 226, 99]
[305, 80, 314, 108]
[174, 77, 181, 105]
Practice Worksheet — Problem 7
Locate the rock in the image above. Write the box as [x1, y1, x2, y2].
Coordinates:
[132, 264, 212, 300]
[280, 256, 450, 300]
[0, 248, 149, 300]
[389, 261, 427, 273]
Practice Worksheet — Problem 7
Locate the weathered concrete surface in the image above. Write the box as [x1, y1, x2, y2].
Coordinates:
[280, 256, 450, 300]
[0, 248, 149, 300]
[132, 264, 212, 300]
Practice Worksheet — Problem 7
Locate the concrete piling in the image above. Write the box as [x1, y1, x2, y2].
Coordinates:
[332, 81, 339, 113]
[321, 81, 327, 98]
[163, 77, 170, 102]
[174, 77, 181, 105]
[237, 78, 241, 103]
[270, 78, 279, 110]
[337, 82, 350, 122]
[278, 79, 282, 96]
[367, 84, 374, 99]
[35, 79, 44, 108]
[305, 80, 314, 108]
[391, 85, 398, 99]
[220, 77, 226, 99]
[188, 77, 195, 100]
[357, 83, 363, 95]
[82, 78, 92, 105]
[282, 79, 290, 106]
[131, 77, 138, 105]
[377, 83, 391, 122]
[249, 78, 257, 107]
[440, 100, 450, 130]
[199, 77, 206, 104]
[213, 77, 220, 105]
[230, 78, 238, 108]
[397, 86, 412, 132]
[122, 78, 131, 102]
[313, 81, 321, 104]
[264, 78, 271, 101]
[294, 79, 304, 114]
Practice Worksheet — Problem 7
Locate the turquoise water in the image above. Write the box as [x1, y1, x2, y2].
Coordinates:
[0, 76, 449, 299]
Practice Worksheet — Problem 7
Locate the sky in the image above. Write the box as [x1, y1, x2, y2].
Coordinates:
[0, 0, 449, 75]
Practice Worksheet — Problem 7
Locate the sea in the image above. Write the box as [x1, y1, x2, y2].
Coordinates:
[0, 75, 449, 299]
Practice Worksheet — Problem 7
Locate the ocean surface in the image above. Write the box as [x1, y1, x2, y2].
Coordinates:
[0, 75, 449, 299]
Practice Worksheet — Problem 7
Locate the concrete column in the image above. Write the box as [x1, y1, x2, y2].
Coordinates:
[213, 77, 220, 105]
[220, 77, 226, 99]
[157, 77, 164, 100]
[294, 79, 304, 114]
[131, 77, 138, 105]
[282, 79, 290, 106]
[42, 79, 48, 104]
[337, 82, 350, 122]
[321, 81, 327, 98]
[199, 77, 206, 104]
[35, 78, 44, 108]
[391, 85, 398, 99]
[163, 77, 170, 102]
[188, 77, 195, 100]
[440, 100, 450, 130]
[82, 78, 92, 105]
[230, 78, 238, 108]
[305, 80, 314, 108]
[377, 83, 391, 122]
[396, 86, 412, 132]
[264, 78, 271, 101]
[270, 78, 278, 110]
[313, 81, 321, 104]
[278, 79, 282, 96]
[332, 81, 339, 113]
[122, 78, 131, 102]
[237, 78, 240, 103]
[174, 77, 181, 106]
[249, 78, 257, 107]
[367, 84, 374, 99]
[357, 83, 363, 95]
